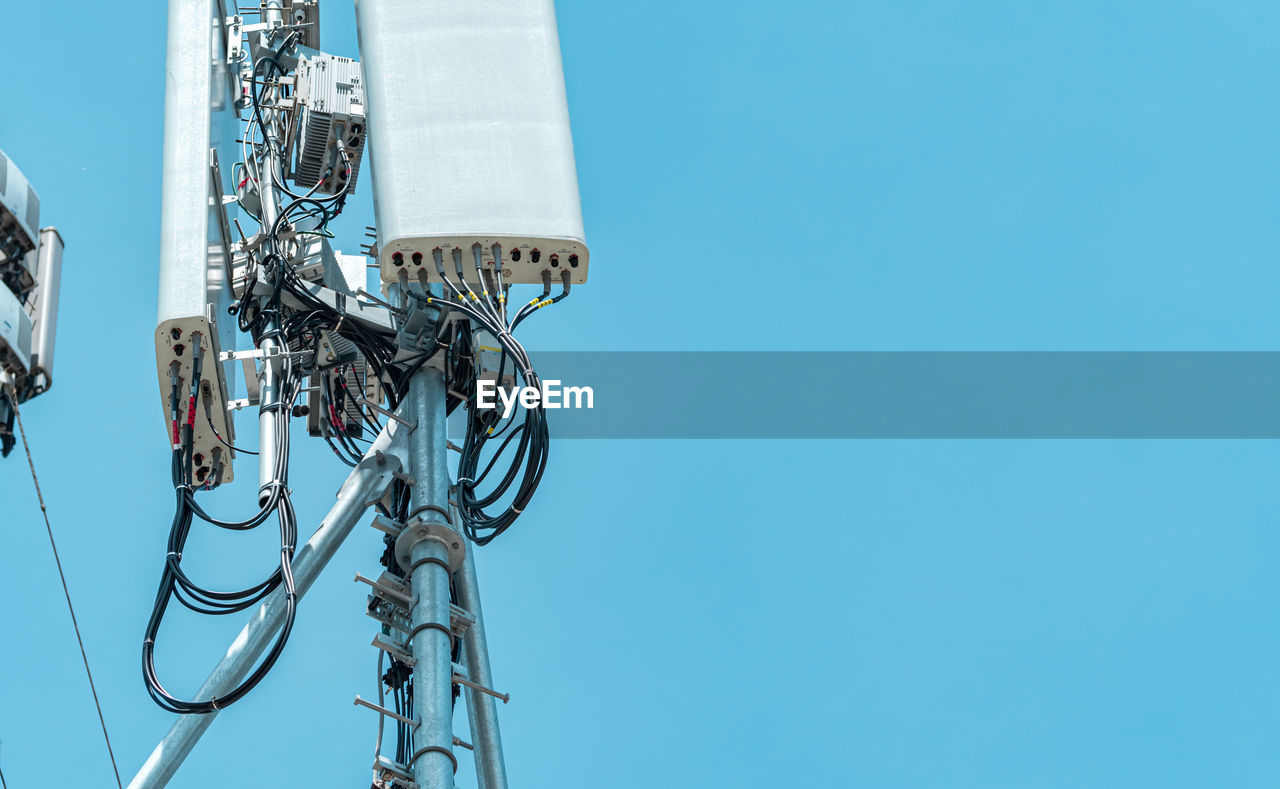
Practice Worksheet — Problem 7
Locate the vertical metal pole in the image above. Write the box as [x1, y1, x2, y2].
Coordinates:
[255, 339, 280, 504]
[262, 0, 284, 27]
[254, 17, 285, 505]
[405, 367, 457, 789]
[456, 547, 509, 789]
[254, 192, 280, 504]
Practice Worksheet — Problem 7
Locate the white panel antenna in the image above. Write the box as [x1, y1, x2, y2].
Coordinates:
[153, 1, 241, 487]
[359, 0, 590, 285]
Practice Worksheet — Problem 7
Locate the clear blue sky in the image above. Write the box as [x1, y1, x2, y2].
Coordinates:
[3, 1, 1280, 787]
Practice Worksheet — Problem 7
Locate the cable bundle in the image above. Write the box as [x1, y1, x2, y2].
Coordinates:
[417, 244, 570, 545]
[142, 36, 370, 713]
[143, 340, 302, 713]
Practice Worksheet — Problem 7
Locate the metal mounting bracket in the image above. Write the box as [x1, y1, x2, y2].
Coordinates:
[355, 571, 412, 607]
[373, 756, 418, 789]
[371, 633, 416, 666]
[370, 514, 403, 537]
[219, 346, 311, 362]
[394, 516, 465, 573]
[448, 604, 476, 640]
[450, 667, 510, 704]
[355, 695, 415, 726]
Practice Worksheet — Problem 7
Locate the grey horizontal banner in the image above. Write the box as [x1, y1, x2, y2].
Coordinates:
[447, 352, 1280, 439]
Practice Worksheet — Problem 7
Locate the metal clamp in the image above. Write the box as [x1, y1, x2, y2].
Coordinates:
[370, 513, 404, 537]
[372, 756, 417, 789]
[370, 633, 415, 666]
[449, 604, 476, 639]
[409, 745, 458, 775]
[393, 515, 465, 572]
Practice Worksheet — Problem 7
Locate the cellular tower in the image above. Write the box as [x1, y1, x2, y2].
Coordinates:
[132, 1, 587, 787]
